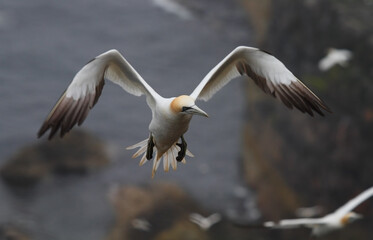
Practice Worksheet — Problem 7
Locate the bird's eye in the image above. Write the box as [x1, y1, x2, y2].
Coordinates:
[182, 106, 192, 112]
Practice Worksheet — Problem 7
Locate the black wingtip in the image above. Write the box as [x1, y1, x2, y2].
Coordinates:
[37, 122, 49, 139]
[258, 48, 274, 56]
[86, 57, 96, 65]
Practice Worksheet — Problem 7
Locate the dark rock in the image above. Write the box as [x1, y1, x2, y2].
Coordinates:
[0, 147, 49, 187]
[106, 183, 203, 240]
[239, 0, 373, 239]
[41, 130, 110, 174]
[0, 130, 109, 187]
[153, 221, 209, 240]
[0, 224, 31, 240]
[106, 183, 238, 240]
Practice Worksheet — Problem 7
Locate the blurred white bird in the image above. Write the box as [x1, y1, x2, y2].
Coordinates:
[131, 218, 151, 232]
[295, 205, 324, 218]
[152, 0, 193, 20]
[264, 186, 373, 237]
[318, 48, 353, 71]
[37, 46, 331, 177]
[189, 213, 222, 230]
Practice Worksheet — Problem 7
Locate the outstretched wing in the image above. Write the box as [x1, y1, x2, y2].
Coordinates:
[264, 218, 326, 229]
[334, 186, 373, 216]
[206, 213, 222, 225]
[38, 49, 160, 139]
[190, 46, 331, 116]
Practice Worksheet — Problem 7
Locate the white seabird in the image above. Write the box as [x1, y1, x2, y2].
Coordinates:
[189, 213, 222, 230]
[152, 0, 193, 20]
[37, 46, 331, 177]
[264, 186, 373, 237]
[295, 205, 324, 218]
[318, 48, 353, 71]
[131, 218, 151, 232]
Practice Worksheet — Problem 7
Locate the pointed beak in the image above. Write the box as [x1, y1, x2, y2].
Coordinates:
[186, 105, 209, 117]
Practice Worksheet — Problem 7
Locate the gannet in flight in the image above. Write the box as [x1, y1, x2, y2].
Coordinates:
[318, 48, 353, 71]
[37, 46, 331, 177]
[131, 218, 151, 232]
[189, 213, 222, 230]
[264, 186, 373, 237]
[152, 0, 193, 20]
[295, 205, 324, 218]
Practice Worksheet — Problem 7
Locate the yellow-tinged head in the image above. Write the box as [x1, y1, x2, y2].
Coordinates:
[340, 212, 363, 226]
[170, 95, 208, 117]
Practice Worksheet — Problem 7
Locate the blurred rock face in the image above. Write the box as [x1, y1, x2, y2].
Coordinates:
[0, 225, 31, 240]
[0, 130, 109, 187]
[240, 0, 373, 239]
[106, 183, 212, 240]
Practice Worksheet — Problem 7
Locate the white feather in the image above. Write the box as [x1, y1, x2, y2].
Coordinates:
[190, 46, 297, 101]
[189, 213, 222, 230]
[66, 49, 161, 108]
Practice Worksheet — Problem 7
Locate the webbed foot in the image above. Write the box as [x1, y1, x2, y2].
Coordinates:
[176, 136, 187, 162]
[146, 134, 155, 160]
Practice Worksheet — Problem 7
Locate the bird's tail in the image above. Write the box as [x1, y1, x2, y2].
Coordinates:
[126, 138, 194, 178]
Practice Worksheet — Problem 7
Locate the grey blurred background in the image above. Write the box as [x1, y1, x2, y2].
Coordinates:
[0, 0, 372, 239]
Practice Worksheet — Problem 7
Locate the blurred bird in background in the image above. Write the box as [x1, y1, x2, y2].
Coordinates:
[295, 205, 324, 218]
[131, 218, 152, 232]
[318, 48, 353, 71]
[263, 186, 373, 237]
[189, 213, 222, 230]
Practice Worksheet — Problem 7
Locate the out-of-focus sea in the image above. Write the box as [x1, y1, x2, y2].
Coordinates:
[0, 0, 259, 239]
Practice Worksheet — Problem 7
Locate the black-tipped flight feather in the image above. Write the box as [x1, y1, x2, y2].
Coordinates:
[190, 46, 331, 116]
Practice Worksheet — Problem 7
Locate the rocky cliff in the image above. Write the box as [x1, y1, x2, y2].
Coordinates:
[240, 0, 373, 239]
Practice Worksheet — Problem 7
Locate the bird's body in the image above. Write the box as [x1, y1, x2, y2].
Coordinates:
[310, 213, 348, 236]
[38, 46, 330, 177]
[149, 97, 192, 156]
[264, 186, 373, 237]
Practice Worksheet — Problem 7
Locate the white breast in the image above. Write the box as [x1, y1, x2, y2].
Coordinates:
[149, 98, 192, 155]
